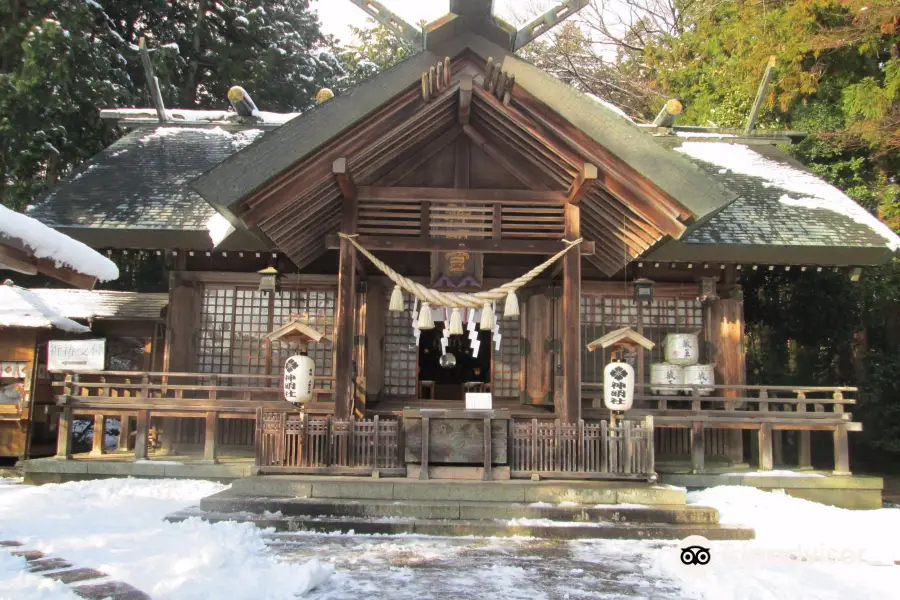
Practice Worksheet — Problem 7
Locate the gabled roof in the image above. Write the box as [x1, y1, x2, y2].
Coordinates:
[267, 317, 327, 344]
[26, 289, 169, 321]
[586, 327, 656, 352]
[26, 126, 271, 250]
[647, 141, 900, 265]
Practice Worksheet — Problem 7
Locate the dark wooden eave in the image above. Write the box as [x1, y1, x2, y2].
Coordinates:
[0, 240, 97, 289]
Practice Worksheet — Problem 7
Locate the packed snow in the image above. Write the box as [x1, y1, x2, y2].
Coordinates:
[585, 93, 635, 123]
[206, 213, 236, 247]
[0, 478, 333, 599]
[675, 141, 900, 250]
[1, 479, 898, 599]
[0, 282, 91, 332]
[108, 107, 300, 125]
[0, 205, 119, 281]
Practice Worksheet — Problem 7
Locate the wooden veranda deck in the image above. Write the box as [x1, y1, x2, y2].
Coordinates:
[50, 371, 859, 478]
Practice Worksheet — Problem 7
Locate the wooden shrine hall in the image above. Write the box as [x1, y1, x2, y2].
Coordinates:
[19, 0, 899, 485]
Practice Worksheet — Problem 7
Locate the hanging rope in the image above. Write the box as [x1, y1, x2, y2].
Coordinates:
[338, 233, 582, 309]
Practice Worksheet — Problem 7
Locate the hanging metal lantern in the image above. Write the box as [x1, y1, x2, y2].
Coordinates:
[258, 266, 280, 293]
[439, 353, 457, 368]
[634, 278, 653, 304]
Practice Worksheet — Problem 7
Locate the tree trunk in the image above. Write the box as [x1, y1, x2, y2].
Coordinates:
[183, 0, 208, 106]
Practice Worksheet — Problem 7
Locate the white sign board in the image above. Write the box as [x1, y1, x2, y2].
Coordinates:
[48, 339, 105, 372]
[604, 362, 635, 411]
[465, 392, 493, 410]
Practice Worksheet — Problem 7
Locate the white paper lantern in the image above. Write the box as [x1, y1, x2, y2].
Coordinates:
[665, 333, 699, 366]
[284, 354, 315, 404]
[604, 362, 634, 411]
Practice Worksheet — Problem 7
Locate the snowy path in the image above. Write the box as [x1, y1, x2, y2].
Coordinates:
[270, 534, 682, 599]
[1, 477, 899, 600]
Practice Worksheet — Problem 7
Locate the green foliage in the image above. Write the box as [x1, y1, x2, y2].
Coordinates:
[334, 19, 417, 90]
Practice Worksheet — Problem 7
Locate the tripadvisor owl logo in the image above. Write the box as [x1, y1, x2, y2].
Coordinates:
[680, 543, 711, 565]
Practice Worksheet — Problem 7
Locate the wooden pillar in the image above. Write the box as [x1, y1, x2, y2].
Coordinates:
[334, 158, 358, 420]
[365, 280, 385, 401]
[163, 258, 202, 454]
[798, 431, 812, 469]
[709, 288, 746, 464]
[560, 202, 581, 423]
[690, 421, 705, 473]
[483, 418, 492, 481]
[116, 416, 131, 451]
[203, 411, 218, 464]
[89, 414, 106, 456]
[833, 425, 850, 475]
[419, 417, 430, 480]
[134, 409, 150, 461]
[55, 407, 73, 460]
[758, 424, 773, 470]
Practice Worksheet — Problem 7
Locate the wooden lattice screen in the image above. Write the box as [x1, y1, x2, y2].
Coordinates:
[492, 316, 521, 398]
[198, 286, 336, 385]
[383, 292, 417, 397]
[581, 295, 704, 384]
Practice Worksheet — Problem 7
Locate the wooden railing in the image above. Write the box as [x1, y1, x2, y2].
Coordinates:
[582, 382, 860, 474]
[50, 370, 336, 462]
[509, 417, 655, 481]
[255, 410, 404, 476]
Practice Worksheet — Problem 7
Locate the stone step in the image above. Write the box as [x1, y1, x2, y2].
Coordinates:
[199, 493, 719, 524]
[227, 475, 687, 505]
[169, 510, 753, 541]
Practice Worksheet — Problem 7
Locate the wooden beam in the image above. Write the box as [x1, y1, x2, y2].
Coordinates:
[455, 136, 470, 189]
[0, 243, 97, 289]
[334, 157, 359, 420]
[458, 76, 473, 125]
[325, 234, 594, 256]
[567, 163, 597, 205]
[138, 37, 167, 122]
[561, 202, 581, 424]
[358, 186, 566, 205]
[377, 125, 462, 186]
[744, 56, 777, 135]
[332, 158, 357, 201]
[462, 124, 549, 190]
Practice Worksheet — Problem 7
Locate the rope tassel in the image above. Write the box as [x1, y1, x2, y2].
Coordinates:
[389, 285, 404, 312]
[480, 303, 494, 331]
[449, 307, 463, 335]
[418, 302, 435, 330]
[504, 290, 519, 319]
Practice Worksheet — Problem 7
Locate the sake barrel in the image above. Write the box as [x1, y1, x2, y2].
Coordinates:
[665, 333, 699, 366]
[283, 354, 315, 403]
[683, 364, 715, 396]
[650, 363, 683, 396]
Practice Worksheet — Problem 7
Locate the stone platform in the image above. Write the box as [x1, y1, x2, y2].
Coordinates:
[22, 451, 254, 484]
[660, 470, 884, 509]
[167, 475, 755, 541]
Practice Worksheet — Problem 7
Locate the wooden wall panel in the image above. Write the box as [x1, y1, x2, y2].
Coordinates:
[523, 293, 552, 405]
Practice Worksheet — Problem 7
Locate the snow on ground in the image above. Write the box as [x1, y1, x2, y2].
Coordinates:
[675, 141, 900, 250]
[1, 480, 899, 599]
[0, 205, 119, 281]
[650, 486, 900, 600]
[0, 478, 332, 599]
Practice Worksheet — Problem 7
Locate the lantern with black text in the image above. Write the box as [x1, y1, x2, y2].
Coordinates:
[604, 362, 635, 411]
[284, 353, 315, 404]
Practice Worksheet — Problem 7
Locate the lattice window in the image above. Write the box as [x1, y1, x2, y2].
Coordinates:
[383, 293, 417, 397]
[198, 286, 336, 386]
[198, 288, 234, 373]
[581, 295, 705, 383]
[492, 316, 521, 398]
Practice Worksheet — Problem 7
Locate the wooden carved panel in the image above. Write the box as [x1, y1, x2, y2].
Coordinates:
[405, 418, 508, 464]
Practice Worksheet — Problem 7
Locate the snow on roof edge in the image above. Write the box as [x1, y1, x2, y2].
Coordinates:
[0, 205, 119, 281]
[674, 142, 900, 252]
[0, 283, 91, 333]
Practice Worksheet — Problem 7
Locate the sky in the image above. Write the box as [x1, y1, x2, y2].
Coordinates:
[311, 0, 559, 44]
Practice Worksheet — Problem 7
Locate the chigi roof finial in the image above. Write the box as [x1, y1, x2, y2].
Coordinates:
[345, 0, 588, 52]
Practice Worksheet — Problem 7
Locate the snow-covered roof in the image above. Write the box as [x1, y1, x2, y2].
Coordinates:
[675, 142, 900, 253]
[101, 107, 301, 126]
[0, 282, 91, 332]
[27, 126, 272, 250]
[0, 205, 119, 281]
[25, 289, 169, 321]
[584, 93, 635, 123]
